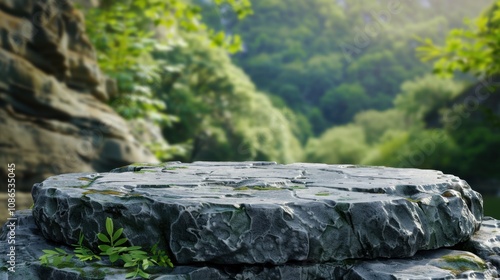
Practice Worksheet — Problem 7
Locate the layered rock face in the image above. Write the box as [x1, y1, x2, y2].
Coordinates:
[2, 162, 500, 279]
[0, 0, 157, 191]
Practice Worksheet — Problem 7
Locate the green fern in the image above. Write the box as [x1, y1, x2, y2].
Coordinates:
[39, 217, 173, 279]
[39, 248, 73, 267]
[72, 232, 101, 262]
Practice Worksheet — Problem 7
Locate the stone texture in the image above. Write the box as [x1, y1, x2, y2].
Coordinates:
[460, 216, 500, 270]
[31, 162, 482, 265]
[0, 210, 144, 280]
[1, 210, 498, 280]
[345, 249, 498, 279]
[0, 0, 157, 191]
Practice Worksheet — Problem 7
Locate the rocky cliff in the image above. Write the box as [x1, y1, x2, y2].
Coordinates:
[0, 0, 157, 191]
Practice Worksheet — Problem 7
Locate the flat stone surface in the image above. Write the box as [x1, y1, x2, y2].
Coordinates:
[31, 162, 482, 265]
[1, 211, 498, 280]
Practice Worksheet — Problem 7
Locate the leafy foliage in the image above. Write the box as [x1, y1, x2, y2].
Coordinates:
[156, 34, 303, 163]
[296, 1, 500, 185]
[39, 217, 173, 279]
[394, 75, 465, 125]
[305, 73, 465, 171]
[306, 125, 369, 164]
[39, 248, 74, 267]
[417, 1, 500, 77]
[412, 0, 500, 182]
[77, 0, 500, 184]
[353, 109, 407, 145]
[85, 1, 171, 121]
[320, 83, 369, 124]
[205, 0, 492, 134]
[82, 0, 253, 160]
[73, 232, 101, 262]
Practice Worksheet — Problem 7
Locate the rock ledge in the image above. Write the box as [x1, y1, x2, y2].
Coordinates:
[31, 162, 482, 265]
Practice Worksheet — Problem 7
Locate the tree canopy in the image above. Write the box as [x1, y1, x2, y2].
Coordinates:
[208, 0, 492, 134]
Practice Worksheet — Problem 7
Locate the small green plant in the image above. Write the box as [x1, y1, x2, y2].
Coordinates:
[73, 232, 101, 262]
[39, 247, 73, 267]
[39, 218, 173, 279]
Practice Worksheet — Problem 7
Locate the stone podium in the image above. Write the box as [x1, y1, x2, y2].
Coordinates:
[2, 162, 499, 279]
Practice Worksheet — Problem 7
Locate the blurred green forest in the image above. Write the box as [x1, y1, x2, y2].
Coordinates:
[82, 0, 500, 194]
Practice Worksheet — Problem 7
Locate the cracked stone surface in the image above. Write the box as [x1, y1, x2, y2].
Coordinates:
[461, 217, 500, 270]
[1, 210, 498, 280]
[31, 162, 482, 265]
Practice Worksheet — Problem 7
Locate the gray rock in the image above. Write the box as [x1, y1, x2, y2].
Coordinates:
[0, 210, 168, 280]
[460, 216, 500, 270]
[31, 162, 482, 265]
[1, 210, 498, 280]
[345, 249, 498, 279]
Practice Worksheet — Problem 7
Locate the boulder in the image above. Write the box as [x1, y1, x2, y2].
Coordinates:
[0, 0, 157, 191]
[1, 209, 498, 279]
[31, 162, 482, 265]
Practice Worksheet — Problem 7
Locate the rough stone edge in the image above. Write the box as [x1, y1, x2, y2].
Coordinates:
[1, 210, 499, 280]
